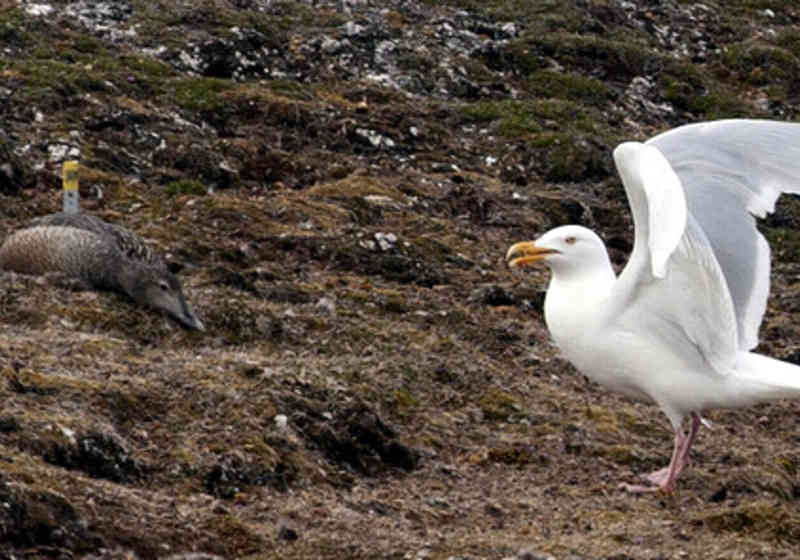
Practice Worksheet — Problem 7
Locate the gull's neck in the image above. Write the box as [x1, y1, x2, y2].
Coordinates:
[544, 257, 616, 345]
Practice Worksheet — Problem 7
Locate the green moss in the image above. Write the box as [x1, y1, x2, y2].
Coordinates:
[462, 97, 607, 141]
[118, 55, 175, 80]
[264, 79, 315, 101]
[393, 388, 419, 410]
[526, 70, 613, 106]
[13, 59, 108, 97]
[171, 77, 236, 112]
[689, 90, 753, 119]
[721, 42, 800, 86]
[9, 39, 175, 101]
[0, 9, 28, 56]
[543, 136, 608, 182]
[380, 293, 410, 314]
[524, 32, 654, 81]
[530, 98, 584, 123]
[462, 96, 614, 182]
[70, 35, 103, 54]
[660, 76, 703, 112]
[266, 1, 347, 29]
[659, 59, 753, 118]
[133, 0, 338, 38]
[763, 228, 800, 261]
[166, 179, 209, 197]
[462, 100, 515, 123]
[80, 53, 171, 87]
[479, 389, 522, 421]
[499, 41, 549, 75]
[462, 100, 543, 136]
[774, 28, 800, 58]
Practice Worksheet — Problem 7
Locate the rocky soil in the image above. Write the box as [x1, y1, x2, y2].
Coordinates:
[3, 0, 800, 558]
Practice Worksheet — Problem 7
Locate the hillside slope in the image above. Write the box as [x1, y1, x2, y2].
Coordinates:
[3, 1, 800, 558]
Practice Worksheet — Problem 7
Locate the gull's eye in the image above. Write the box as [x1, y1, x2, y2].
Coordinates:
[565, 236, 577, 245]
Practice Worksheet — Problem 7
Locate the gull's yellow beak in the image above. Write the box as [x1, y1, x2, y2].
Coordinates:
[505, 241, 559, 268]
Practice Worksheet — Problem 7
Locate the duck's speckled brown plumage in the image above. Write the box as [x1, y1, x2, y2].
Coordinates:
[27, 212, 163, 269]
[0, 214, 204, 330]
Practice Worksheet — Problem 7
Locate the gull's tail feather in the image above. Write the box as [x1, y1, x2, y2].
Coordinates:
[729, 352, 800, 405]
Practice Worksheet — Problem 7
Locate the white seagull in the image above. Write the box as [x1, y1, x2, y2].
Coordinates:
[506, 119, 800, 492]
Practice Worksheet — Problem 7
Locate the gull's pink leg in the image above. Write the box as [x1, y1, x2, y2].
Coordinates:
[619, 413, 702, 493]
[642, 413, 701, 487]
[674, 412, 701, 473]
[620, 429, 686, 493]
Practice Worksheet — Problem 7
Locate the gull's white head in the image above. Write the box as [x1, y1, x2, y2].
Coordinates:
[505, 225, 612, 278]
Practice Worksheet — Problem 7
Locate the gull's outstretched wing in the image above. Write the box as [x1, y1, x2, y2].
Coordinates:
[610, 142, 738, 375]
[647, 119, 800, 350]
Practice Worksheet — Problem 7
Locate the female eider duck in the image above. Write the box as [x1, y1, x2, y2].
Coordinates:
[0, 212, 204, 330]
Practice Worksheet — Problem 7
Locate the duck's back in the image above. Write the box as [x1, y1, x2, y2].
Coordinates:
[0, 225, 122, 289]
[28, 212, 164, 269]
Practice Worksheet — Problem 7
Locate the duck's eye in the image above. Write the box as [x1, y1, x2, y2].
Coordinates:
[565, 236, 577, 245]
[159, 281, 170, 291]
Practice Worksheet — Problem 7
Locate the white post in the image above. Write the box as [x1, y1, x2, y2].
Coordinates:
[62, 161, 79, 214]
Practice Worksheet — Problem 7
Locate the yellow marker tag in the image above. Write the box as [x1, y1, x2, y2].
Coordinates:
[62, 161, 80, 214]
[62, 161, 79, 191]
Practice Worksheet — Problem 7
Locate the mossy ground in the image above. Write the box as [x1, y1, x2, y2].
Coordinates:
[3, 0, 800, 558]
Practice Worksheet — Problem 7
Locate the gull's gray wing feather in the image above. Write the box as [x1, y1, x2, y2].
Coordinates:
[611, 142, 738, 376]
[647, 119, 800, 350]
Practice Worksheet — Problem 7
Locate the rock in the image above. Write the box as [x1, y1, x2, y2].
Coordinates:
[315, 296, 337, 315]
[374, 231, 398, 251]
[516, 550, 556, 560]
[277, 524, 299, 542]
[274, 414, 289, 430]
[469, 284, 515, 306]
[0, 475, 99, 550]
[709, 485, 728, 503]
